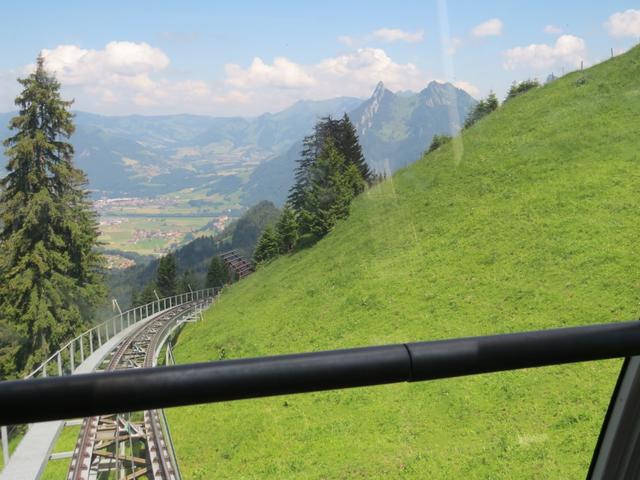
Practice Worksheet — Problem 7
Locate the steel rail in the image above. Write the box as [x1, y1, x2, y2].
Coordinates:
[1, 319, 639, 426]
[67, 302, 196, 480]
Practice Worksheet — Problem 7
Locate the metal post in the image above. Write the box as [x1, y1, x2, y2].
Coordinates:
[57, 351, 63, 376]
[79, 334, 84, 364]
[1, 426, 9, 467]
[70, 342, 75, 372]
[97, 326, 102, 348]
[127, 310, 130, 328]
[42, 363, 47, 378]
[89, 330, 94, 355]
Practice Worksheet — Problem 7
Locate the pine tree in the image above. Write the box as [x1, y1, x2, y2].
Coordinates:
[287, 119, 334, 211]
[427, 134, 452, 153]
[464, 91, 499, 129]
[298, 140, 364, 237]
[505, 79, 540, 102]
[206, 256, 229, 288]
[0, 55, 105, 377]
[137, 282, 157, 305]
[338, 114, 371, 183]
[178, 268, 198, 293]
[253, 226, 280, 263]
[288, 115, 369, 212]
[275, 205, 299, 253]
[156, 254, 177, 297]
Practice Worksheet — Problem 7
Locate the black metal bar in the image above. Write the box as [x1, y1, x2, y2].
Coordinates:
[0, 320, 638, 425]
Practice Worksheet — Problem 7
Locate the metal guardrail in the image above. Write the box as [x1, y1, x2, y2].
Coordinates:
[1, 319, 638, 425]
[25, 288, 217, 380]
[0, 288, 217, 470]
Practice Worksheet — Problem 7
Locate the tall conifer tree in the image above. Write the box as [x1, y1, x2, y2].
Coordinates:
[156, 254, 177, 297]
[206, 256, 229, 288]
[338, 114, 371, 183]
[0, 55, 105, 377]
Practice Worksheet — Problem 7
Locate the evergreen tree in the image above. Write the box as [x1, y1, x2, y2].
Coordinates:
[253, 226, 280, 263]
[299, 140, 364, 237]
[464, 91, 499, 129]
[288, 115, 370, 212]
[427, 134, 452, 153]
[138, 282, 158, 305]
[0, 55, 105, 377]
[338, 114, 371, 183]
[275, 205, 299, 253]
[178, 268, 198, 293]
[505, 79, 540, 101]
[156, 254, 177, 297]
[206, 256, 229, 288]
[288, 119, 335, 211]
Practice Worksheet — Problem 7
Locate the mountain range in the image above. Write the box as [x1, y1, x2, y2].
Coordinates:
[0, 81, 476, 206]
[245, 81, 477, 205]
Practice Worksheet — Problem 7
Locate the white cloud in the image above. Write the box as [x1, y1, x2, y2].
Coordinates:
[544, 24, 563, 34]
[337, 35, 355, 46]
[471, 18, 503, 38]
[224, 57, 315, 89]
[26, 41, 230, 114]
[314, 48, 426, 95]
[452, 80, 480, 97]
[503, 35, 587, 70]
[3, 41, 440, 116]
[218, 47, 431, 114]
[370, 28, 424, 43]
[605, 9, 640, 38]
[42, 42, 169, 85]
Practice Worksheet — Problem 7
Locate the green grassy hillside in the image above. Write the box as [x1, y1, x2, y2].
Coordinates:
[166, 47, 640, 479]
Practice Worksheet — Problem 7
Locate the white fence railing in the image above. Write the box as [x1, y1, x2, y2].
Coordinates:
[25, 288, 217, 380]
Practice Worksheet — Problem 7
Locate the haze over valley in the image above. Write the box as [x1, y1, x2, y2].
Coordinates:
[1, 81, 475, 257]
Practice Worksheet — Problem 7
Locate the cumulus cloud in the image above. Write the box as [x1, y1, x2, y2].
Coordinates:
[314, 48, 426, 94]
[544, 24, 563, 34]
[452, 80, 480, 97]
[224, 57, 315, 89]
[219, 47, 435, 114]
[471, 18, 503, 38]
[605, 9, 640, 38]
[2, 40, 475, 116]
[503, 35, 587, 70]
[370, 28, 424, 43]
[21, 41, 237, 114]
[42, 42, 169, 84]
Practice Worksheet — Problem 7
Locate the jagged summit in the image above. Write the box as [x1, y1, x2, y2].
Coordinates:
[371, 80, 392, 101]
[348, 78, 477, 169]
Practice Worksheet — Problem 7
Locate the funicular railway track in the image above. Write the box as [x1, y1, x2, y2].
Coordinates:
[67, 301, 201, 480]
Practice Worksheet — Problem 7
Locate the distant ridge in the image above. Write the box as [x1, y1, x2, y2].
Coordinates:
[244, 80, 476, 205]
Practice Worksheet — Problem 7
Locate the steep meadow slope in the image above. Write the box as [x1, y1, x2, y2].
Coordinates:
[167, 47, 640, 479]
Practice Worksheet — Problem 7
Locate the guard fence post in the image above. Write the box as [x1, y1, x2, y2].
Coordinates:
[1, 426, 8, 467]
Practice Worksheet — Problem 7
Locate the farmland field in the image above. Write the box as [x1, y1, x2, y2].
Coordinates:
[96, 185, 241, 256]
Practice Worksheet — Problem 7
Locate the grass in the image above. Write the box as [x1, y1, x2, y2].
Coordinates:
[39, 425, 80, 480]
[166, 46, 640, 479]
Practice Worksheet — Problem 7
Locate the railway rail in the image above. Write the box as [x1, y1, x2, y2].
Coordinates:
[67, 301, 204, 480]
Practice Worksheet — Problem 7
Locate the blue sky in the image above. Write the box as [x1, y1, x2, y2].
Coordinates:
[1, 1, 639, 116]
